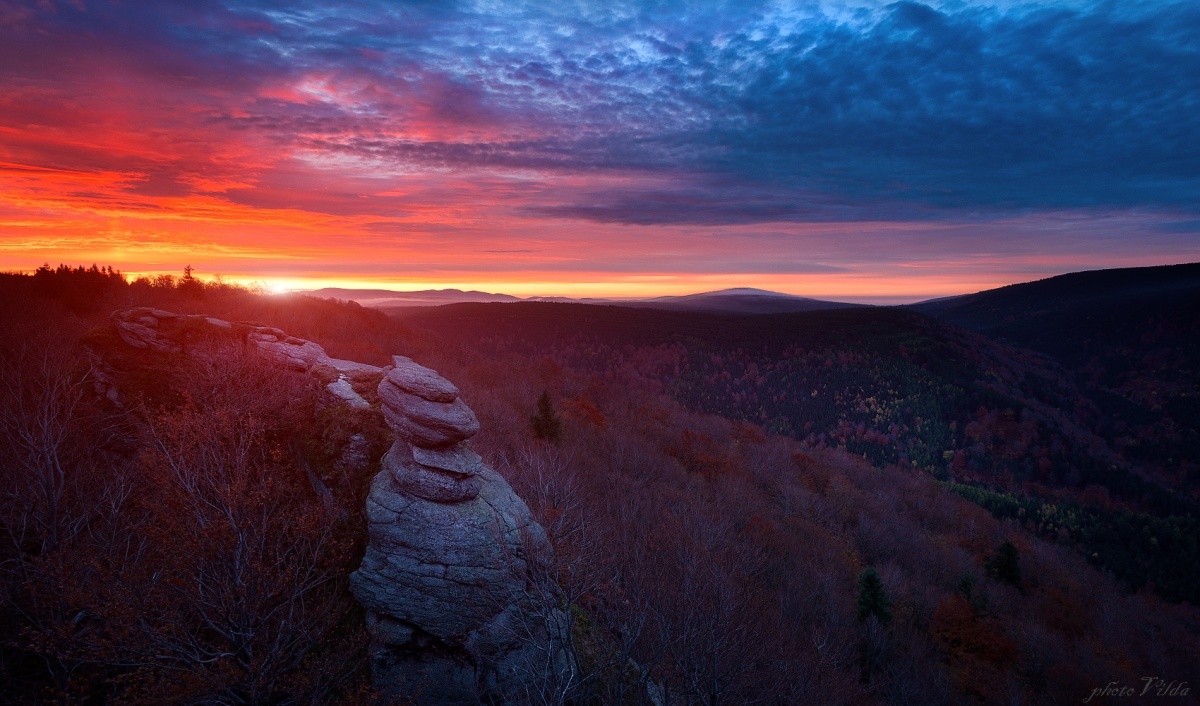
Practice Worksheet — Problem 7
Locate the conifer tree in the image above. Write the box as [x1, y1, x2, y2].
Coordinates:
[179, 264, 204, 298]
[530, 391, 562, 443]
[857, 567, 892, 626]
[987, 540, 1022, 588]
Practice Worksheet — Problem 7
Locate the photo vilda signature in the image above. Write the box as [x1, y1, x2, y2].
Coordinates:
[1084, 678, 1190, 703]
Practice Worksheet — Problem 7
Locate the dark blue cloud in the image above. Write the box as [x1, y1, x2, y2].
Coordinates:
[713, 2, 1200, 216]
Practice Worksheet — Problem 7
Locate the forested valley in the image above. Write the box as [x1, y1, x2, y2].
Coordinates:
[1, 265, 1197, 705]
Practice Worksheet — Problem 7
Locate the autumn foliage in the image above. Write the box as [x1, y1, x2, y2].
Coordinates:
[2, 267, 1198, 705]
[1, 272, 375, 703]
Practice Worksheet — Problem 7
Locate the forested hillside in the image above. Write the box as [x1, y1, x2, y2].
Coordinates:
[1, 266, 1197, 705]
[398, 299, 1200, 603]
[913, 263, 1200, 497]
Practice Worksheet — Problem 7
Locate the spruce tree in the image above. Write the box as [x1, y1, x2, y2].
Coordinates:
[856, 567, 892, 626]
[987, 540, 1022, 588]
[530, 391, 562, 442]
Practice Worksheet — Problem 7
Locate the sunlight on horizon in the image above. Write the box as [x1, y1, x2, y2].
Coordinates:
[6, 262, 1158, 305]
[76, 268, 1022, 305]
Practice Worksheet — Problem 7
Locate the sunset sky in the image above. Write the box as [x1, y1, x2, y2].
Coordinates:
[2, 0, 1198, 302]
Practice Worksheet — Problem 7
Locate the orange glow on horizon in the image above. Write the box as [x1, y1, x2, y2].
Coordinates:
[53, 267, 1088, 306]
[3, 113, 1193, 304]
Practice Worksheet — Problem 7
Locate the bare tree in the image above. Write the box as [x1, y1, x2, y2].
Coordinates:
[0, 341, 92, 556]
[645, 523, 769, 706]
[17, 346, 360, 704]
[0, 332, 139, 696]
[494, 443, 597, 705]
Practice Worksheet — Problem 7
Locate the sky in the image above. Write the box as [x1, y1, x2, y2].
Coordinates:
[1, 0, 1198, 302]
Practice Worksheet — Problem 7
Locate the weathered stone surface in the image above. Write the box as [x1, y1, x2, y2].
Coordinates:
[326, 378, 370, 409]
[112, 309, 185, 352]
[310, 362, 339, 386]
[352, 466, 542, 635]
[412, 442, 485, 476]
[386, 355, 459, 402]
[365, 612, 415, 645]
[253, 337, 330, 371]
[352, 459, 566, 704]
[396, 464, 481, 503]
[329, 357, 383, 379]
[116, 320, 181, 352]
[337, 433, 374, 473]
[111, 308, 337, 373]
[380, 390, 479, 449]
[85, 348, 123, 407]
[383, 441, 481, 503]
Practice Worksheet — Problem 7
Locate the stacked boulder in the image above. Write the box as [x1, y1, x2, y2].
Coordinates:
[351, 356, 567, 704]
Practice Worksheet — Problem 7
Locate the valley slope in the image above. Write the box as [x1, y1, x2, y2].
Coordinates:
[395, 291, 1200, 603]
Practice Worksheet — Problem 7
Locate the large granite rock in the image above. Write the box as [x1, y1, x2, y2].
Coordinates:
[381, 441, 481, 503]
[377, 361, 478, 449]
[352, 455, 564, 703]
[325, 378, 370, 409]
[112, 308, 187, 353]
[352, 357, 571, 703]
[113, 308, 337, 372]
[354, 461, 547, 637]
[250, 332, 330, 371]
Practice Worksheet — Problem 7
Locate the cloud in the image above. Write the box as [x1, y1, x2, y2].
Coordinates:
[217, 0, 1197, 224]
[710, 2, 1200, 215]
[9, 0, 1197, 224]
[2, 0, 1198, 291]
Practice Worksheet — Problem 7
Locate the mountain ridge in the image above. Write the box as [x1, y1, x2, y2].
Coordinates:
[306, 285, 859, 314]
[910, 261, 1200, 495]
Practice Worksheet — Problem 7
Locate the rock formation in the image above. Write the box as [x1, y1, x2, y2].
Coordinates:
[351, 356, 569, 704]
[109, 307, 373, 409]
[104, 308, 569, 703]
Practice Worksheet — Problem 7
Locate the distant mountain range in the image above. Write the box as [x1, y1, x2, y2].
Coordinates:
[305, 286, 859, 314]
[305, 288, 520, 307]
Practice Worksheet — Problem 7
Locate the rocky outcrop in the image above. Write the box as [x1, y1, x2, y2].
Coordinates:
[351, 356, 569, 704]
[109, 307, 376, 409]
[106, 308, 569, 703]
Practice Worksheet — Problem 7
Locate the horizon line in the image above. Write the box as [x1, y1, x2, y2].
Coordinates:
[11, 261, 1198, 307]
